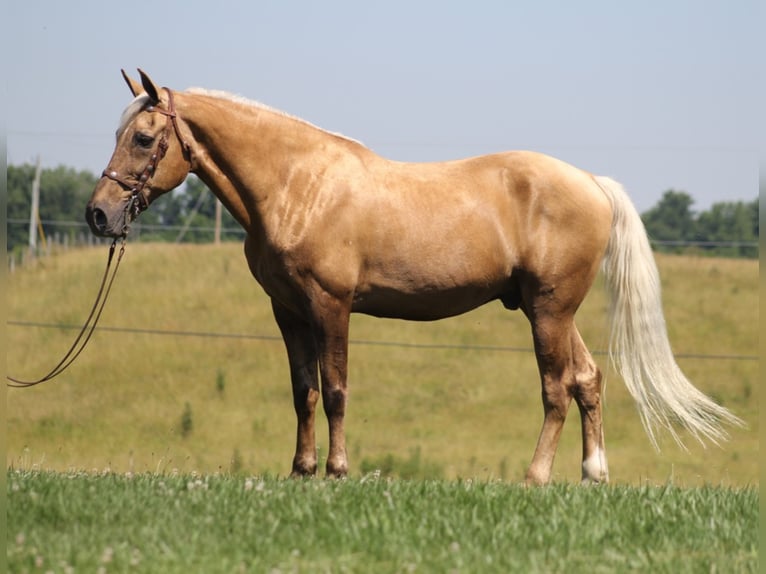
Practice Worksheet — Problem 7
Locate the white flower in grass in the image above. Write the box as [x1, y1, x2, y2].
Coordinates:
[101, 546, 114, 564]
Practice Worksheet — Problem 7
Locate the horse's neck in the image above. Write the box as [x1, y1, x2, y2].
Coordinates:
[176, 92, 335, 235]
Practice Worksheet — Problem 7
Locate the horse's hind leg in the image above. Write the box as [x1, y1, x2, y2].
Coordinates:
[525, 314, 577, 485]
[524, 311, 608, 484]
[571, 326, 608, 483]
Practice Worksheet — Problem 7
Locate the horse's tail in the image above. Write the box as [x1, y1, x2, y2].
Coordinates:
[595, 175, 744, 449]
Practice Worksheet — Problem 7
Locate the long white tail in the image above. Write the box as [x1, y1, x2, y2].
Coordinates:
[596, 176, 744, 449]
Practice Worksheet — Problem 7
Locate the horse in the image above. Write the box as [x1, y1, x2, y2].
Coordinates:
[86, 69, 742, 484]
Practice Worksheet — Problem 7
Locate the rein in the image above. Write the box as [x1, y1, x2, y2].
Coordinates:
[7, 238, 126, 387]
[8, 89, 188, 388]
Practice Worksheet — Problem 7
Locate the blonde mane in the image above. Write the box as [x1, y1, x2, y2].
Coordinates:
[187, 87, 362, 145]
[116, 88, 362, 146]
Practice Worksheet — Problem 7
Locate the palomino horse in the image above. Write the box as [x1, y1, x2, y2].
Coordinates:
[86, 70, 741, 484]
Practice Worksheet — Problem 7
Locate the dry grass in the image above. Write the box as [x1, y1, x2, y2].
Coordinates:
[7, 243, 758, 485]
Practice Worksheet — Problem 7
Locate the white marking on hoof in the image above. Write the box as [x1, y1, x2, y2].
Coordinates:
[582, 448, 609, 483]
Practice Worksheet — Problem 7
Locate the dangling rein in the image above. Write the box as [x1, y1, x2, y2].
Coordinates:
[8, 88, 188, 388]
[7, 239, 127, 388]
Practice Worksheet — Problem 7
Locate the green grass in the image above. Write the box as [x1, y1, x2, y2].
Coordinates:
[7, 471, 758, 573]
[7, 470, 758, 573]
[6, 244, 759, 485]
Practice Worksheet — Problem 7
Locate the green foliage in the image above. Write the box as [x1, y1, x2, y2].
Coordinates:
[695, 200, 759, 258]
[7, 471, 759, 573]
[641, 190, 758, 258]
[130, 175, 239, 243]
[6, 165, 242, 250]
[180, 402, 193, 438]
[642, 189, 696, 244]
[215, 369, 226, 397]
[7, 164, 98, 253]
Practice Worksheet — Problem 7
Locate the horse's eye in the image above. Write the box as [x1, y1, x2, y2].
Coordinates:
[134, 133, 154, 148]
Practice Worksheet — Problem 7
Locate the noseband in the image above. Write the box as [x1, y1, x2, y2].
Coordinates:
[101, 88, 190, 226]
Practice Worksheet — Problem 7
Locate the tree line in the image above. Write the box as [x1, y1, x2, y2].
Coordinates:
[6, 164, 241, 252]
[641, 190, 758, 258]
[6, 163, 759, 258]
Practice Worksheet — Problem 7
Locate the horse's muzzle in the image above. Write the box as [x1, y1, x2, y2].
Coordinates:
[85, 202, 127, 238]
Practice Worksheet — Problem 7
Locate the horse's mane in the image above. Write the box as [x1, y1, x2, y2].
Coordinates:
[116, 88, 362, 146]
[187, 87, 362, 145]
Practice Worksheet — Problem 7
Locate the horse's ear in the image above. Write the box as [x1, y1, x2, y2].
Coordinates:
[137, 68, 161, 104]
[121, 69, 143, 97]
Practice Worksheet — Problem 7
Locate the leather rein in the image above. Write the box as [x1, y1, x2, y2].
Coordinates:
[7, 240, 125, 387]
[7, 89, 188, 388]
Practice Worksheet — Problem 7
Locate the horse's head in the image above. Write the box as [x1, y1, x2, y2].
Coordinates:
[86, 69, 191, 238]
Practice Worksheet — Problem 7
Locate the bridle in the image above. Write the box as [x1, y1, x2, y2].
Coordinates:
[101, 87, 190, 229]
[6, 89, 191, 388]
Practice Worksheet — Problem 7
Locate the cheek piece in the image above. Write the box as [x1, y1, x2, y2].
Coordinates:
[100, 88, 190, 224]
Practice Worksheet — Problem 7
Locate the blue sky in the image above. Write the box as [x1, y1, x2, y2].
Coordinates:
[6, 0, 761, 212]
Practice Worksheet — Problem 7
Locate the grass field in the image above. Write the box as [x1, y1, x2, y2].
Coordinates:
[6, 243, 759, 485]
[7, 470, 758, 573]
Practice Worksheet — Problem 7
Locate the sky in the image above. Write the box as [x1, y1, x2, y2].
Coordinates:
[5, 0, 762, 213]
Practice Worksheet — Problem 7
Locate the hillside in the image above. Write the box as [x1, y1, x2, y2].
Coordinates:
[7, 243, 759, 485]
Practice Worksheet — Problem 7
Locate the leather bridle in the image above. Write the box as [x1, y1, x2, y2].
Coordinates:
[101, 87, 190, 225]
[8, 88, 191, 388]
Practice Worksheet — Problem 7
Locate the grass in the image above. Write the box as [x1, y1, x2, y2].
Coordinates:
[7, 470, 758, 573]
[6, 243, 759, 485]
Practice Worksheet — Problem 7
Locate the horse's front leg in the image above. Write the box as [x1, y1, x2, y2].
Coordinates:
[311, 294, 352, 478]
[271, 300, 321, 477]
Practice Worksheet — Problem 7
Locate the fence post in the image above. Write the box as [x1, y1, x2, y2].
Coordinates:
[27, 156, 42, 259]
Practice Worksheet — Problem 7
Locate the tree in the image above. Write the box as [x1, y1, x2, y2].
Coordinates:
[7, 164, 241, 248]
[641, 192, 758, 259]
[7, 164, 38, 251]
[641, 190, 696, 253]
[7, 164, 98, 253]
[129, 175, 240, 243]
[695, 199, 758, 258]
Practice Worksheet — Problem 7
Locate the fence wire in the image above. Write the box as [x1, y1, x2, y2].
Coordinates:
[6, 219, 759, 249]
[7, 320, 758, 362]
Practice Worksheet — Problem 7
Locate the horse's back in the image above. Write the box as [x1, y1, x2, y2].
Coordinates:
[345, 150, 613, 319]
[369, 149, 613, 268]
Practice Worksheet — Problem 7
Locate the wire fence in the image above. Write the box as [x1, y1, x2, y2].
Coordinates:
[7, 320, 758, 363]
[6, 217, 760, 262]
[6, 218, 246, 244]
[8, 218, 757, 363]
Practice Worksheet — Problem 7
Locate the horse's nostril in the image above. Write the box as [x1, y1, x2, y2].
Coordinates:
[94, 208, 107, 229]
[87, 207, 109, 234]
